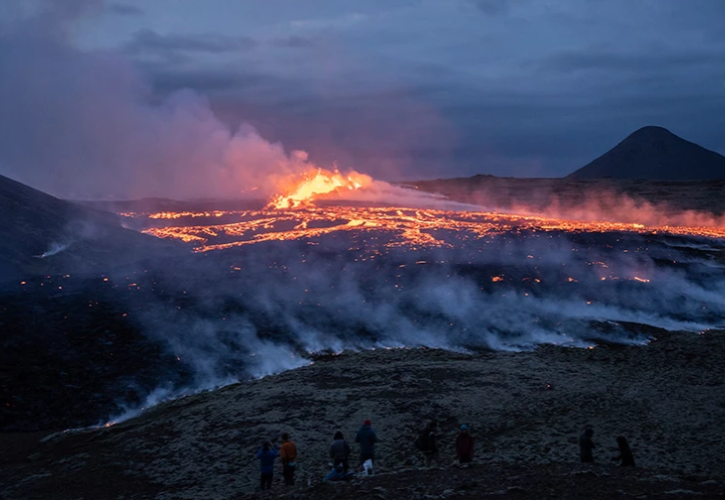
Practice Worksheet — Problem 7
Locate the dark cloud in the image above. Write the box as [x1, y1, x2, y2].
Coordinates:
[471, 0, 514, 16]
[124, 29, 257, 60]
[273, 35, 317, 48]
[536, 49, 725, 74]
[107, 3, 144, 16]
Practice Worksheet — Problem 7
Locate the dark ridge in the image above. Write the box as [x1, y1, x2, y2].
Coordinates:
[566, 126, 725, 180]
[0, 173, 178, 282]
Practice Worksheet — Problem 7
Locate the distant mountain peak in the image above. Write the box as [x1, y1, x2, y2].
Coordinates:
[567, 126, 725, 180]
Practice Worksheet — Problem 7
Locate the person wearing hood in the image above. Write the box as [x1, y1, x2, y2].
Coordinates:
[256, 442, 280, 490]
[330, 431, 352, 473]
[612, 436, 635, 467]
[579, 426, 595, 463]
[355, 419, 378, 464]
[455, 425, 475, 464]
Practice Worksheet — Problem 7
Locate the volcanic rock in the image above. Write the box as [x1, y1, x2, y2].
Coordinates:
[566, 126, 725, 180]
[2, 331, 724, 499]
[0, 173, 176, 282]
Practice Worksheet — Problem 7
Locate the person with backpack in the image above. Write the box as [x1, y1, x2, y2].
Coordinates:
[256, 442, 279, 490]
[415, 420, 440, 467]
[279, 432, 297, 486]
[455, 424, 475, 464]
[355, 419, 378, 468]
[330, 431, 352, 473]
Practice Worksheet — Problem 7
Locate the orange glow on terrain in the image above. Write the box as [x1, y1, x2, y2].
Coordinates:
[123, 205, 725, 254]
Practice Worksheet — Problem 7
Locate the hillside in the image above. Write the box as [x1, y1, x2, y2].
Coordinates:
[567, 126, 725, 180]
[0, 173, 176, 282]
[2, 331, 723, 499]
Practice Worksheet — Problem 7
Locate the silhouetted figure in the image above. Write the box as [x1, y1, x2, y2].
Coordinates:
[355, 419, 378, 466]
[455, 424, 475, 464]
[612, 436, 635, 467]
[415, 420, 440, 467]
[330, 431, 352, 473]
[256, 442, 279, 490]
[279, 433, 297, 485]
[579, 427, 595, 463]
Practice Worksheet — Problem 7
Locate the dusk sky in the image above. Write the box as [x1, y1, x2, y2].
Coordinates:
[1, 0, 724, 198]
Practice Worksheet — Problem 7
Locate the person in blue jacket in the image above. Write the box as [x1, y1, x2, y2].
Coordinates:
[355, 419, 378, 467]
[256, 442, 279, 490]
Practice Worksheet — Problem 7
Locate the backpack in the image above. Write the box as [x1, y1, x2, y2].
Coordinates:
[414, 429, 431, 451]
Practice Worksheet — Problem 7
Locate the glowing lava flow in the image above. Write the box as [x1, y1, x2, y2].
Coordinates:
[268, 168, 373, 209]
[127, 206, 725, 253]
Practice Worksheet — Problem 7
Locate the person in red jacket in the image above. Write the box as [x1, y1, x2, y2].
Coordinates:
[279, 433, 297, 486]
[455, 425, 474, 464]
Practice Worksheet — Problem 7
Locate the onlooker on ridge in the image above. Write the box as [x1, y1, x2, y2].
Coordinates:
[455, 424, 475, 464]
[330, 430, 352, 473]
[279, 432, 297, 486]
[256, 441, 279, 491]
[355, 419, 378, 470]
[579, 426, 596, 463]
[612, 436, 635, 467]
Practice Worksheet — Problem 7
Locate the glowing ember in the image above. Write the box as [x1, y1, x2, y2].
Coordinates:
[268, 168, 373, 209]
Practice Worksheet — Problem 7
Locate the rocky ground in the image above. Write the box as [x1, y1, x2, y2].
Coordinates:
[1, 331, 724, 499]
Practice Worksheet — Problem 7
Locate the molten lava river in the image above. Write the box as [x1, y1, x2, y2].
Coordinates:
[113, 171, 725, 373]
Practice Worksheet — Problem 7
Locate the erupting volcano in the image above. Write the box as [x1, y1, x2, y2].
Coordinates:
[268, 167, 374, 209]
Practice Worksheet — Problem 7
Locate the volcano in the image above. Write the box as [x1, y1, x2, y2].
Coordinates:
[566, 126, 725, 180]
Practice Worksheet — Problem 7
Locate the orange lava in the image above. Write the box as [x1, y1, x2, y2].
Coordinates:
[268, 168, 373, 209]
[127, 205, 725, 254]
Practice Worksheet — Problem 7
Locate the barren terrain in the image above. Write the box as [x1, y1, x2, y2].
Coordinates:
[2, 331, 723, 499]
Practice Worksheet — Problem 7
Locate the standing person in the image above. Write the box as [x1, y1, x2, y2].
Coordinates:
[355, 419, 378, 469]
[612, 436, 635, 467]
[279, 433, 297, 486]
[579, 426, 595, 463]
[330, 431, 351, 473]
[455, 424, 475, 464]
[256, 442, 279, 491]
[415, 420, 440, 467]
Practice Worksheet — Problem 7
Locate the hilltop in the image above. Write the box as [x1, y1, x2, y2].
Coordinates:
[567, 126, 725, 180]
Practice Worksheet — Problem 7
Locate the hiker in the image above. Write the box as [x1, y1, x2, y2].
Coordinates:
[415, 420, 440, 467]
[455, 424, 475, 464]
[355, 419, 378, 469]
[579, 426, 595, 463]
[612, 436, 635, 467]
[279, 432, 297, 485]
[330, 431, 352, 473]
[256, 442, 279, 491]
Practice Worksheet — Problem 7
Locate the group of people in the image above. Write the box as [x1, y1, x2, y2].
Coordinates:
[256, 421, 635, 491]
[579, 426, 635, 466]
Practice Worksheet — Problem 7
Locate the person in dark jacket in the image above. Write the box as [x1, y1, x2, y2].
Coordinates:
[612, 436, 635, 467]
[355, 419, 378, 464]
[455, 424, 475, 464]
[256, 442, 280, 490]
[579, 426, 595, 463]
[330, 431, 352, 473]
[421, 420, 440, 467]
